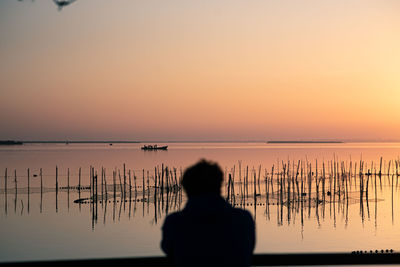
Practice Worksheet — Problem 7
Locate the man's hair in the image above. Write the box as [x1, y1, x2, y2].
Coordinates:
[181, 159, 224, 197]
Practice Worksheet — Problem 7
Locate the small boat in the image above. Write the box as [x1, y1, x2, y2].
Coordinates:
[141, 144, 168, 150]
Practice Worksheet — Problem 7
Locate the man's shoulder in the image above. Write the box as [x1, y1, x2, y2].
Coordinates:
[162, 211, 185, 228]
[230, 207, 254, 223]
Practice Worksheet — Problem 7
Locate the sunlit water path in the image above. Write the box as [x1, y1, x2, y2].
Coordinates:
[0, 142, 400, 262]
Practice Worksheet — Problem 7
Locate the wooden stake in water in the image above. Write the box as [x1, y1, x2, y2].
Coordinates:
[227, 174, 232, 202]
[40, 168, 43, 213]
[101, 167, 104, 201]
[143, 169, 146, 199]
[56, 166, 58, 213]
[165, 167, 169, 194]
[14, 169, 17, 198]
[27, 168, 30, 213]
[129, 169, 132, 199]
[78, 167, 81, 197]
[118, 170, 123, 196]
[133, 170, 137, 194]
[113, 170, 116, 200]
[27, 168, 30, 196]
[90, 166, 92, 198]
[271, 165, 274, 197]
[4, 168, 7, 214]
[56, 166, 58, 190]
[104, 170, 108, 197]
[67, 168, 70, 210]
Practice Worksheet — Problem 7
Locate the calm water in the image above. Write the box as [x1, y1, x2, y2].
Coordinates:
[1, 142, 400, 262]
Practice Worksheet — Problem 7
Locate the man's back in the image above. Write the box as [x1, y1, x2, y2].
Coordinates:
[161, 195, 255, 267]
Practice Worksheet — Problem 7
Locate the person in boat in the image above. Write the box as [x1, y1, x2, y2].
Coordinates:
[161, 159, 255, 267]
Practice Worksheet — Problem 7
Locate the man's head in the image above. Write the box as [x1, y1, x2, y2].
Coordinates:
[181, 159, 223, 198]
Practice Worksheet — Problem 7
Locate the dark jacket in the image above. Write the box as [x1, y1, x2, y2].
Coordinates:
[161, 195, 255, 267]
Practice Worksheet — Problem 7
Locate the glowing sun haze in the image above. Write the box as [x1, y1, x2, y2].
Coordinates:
[0, 0, 399, 141]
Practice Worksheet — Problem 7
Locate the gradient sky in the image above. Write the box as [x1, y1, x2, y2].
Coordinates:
[0, 0, 399, 141]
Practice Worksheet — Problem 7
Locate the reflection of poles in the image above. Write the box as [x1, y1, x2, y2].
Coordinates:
[56, 166, 58, 213]
[67, 168, 70, 211]
[345, 191, 349, 228]
[316, 199, 320, 227]
[123, 164, 126, 204]
[315, 160, 319, 205]
[246, 166, 249, 200]
[147, 171, 150, 215]
[365, 174, 369, 202]
[165, 181, 169, 216]
[95, 172, 98, 224]
[143, 188, 146, 218]
[4, 169, 7, 215]
[113, 170, 116, 201]
[101, 167, 104, 209]
[238, 162, 242, 201]
[265, 175, 270, 221]
[142, 169, 145, 205]
[104, 170, 108, 201]
[270, 165, 274, 198]
[161, 165, 164, 212]
[118, 170, 123, 211]
[90, 166, 92, 201]
[134, 186, 137, 218]
[360, 173, 365, 225]
[257, 165, 261, 198]
[392, 175, 394, 225]
[118, 190, 123, 221]
[227, 174, 232, 202]
[308, 163, 311, 218]
[78, 167, 81, 212]
[40, 168, 43, 213]
[332, 163, 336, 228]
[27, 168, 30, 214]
[14, 170, 17, 214]
[103, 194, 107, 226]
[112, 170, 116, 223]
[354, 162, 358, 191]
[366, 186, 370, 220]
[129, 170, 132, 219]
[396, 160, 399, 186]
[91, 170, 95, 230]
[374, 175, 377, 230]
[322, 162, 326, 219]
[254, 182, 257, 223]
[154, 168, 157, 224]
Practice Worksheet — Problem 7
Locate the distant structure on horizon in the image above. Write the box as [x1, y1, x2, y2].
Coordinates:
[0, 140, 23, 145]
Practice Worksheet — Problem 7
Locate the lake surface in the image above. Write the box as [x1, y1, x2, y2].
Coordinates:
[1, 142, 400, 262]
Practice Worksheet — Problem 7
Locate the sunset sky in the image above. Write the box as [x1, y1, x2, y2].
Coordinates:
[0, 0, 399, 141]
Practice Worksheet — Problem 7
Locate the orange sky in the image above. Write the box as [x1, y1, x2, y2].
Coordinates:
[0, 0, 399, 141]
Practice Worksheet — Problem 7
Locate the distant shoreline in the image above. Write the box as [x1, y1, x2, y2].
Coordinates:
[267, 141, 344, 144]
[2, 140, 400, 145]
[0, 140, 140, 145]
[18, 141, 140, 144]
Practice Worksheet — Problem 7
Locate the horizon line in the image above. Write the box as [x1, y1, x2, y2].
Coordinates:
[2, 139, 400, 144]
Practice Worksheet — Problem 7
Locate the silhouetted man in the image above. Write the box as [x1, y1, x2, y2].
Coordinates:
[161, 159, 255, 267]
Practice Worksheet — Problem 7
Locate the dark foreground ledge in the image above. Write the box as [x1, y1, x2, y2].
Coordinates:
[2, 253, 400, 266]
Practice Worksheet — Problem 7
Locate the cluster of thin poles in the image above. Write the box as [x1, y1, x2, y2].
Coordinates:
[1, 157, 400, 228]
